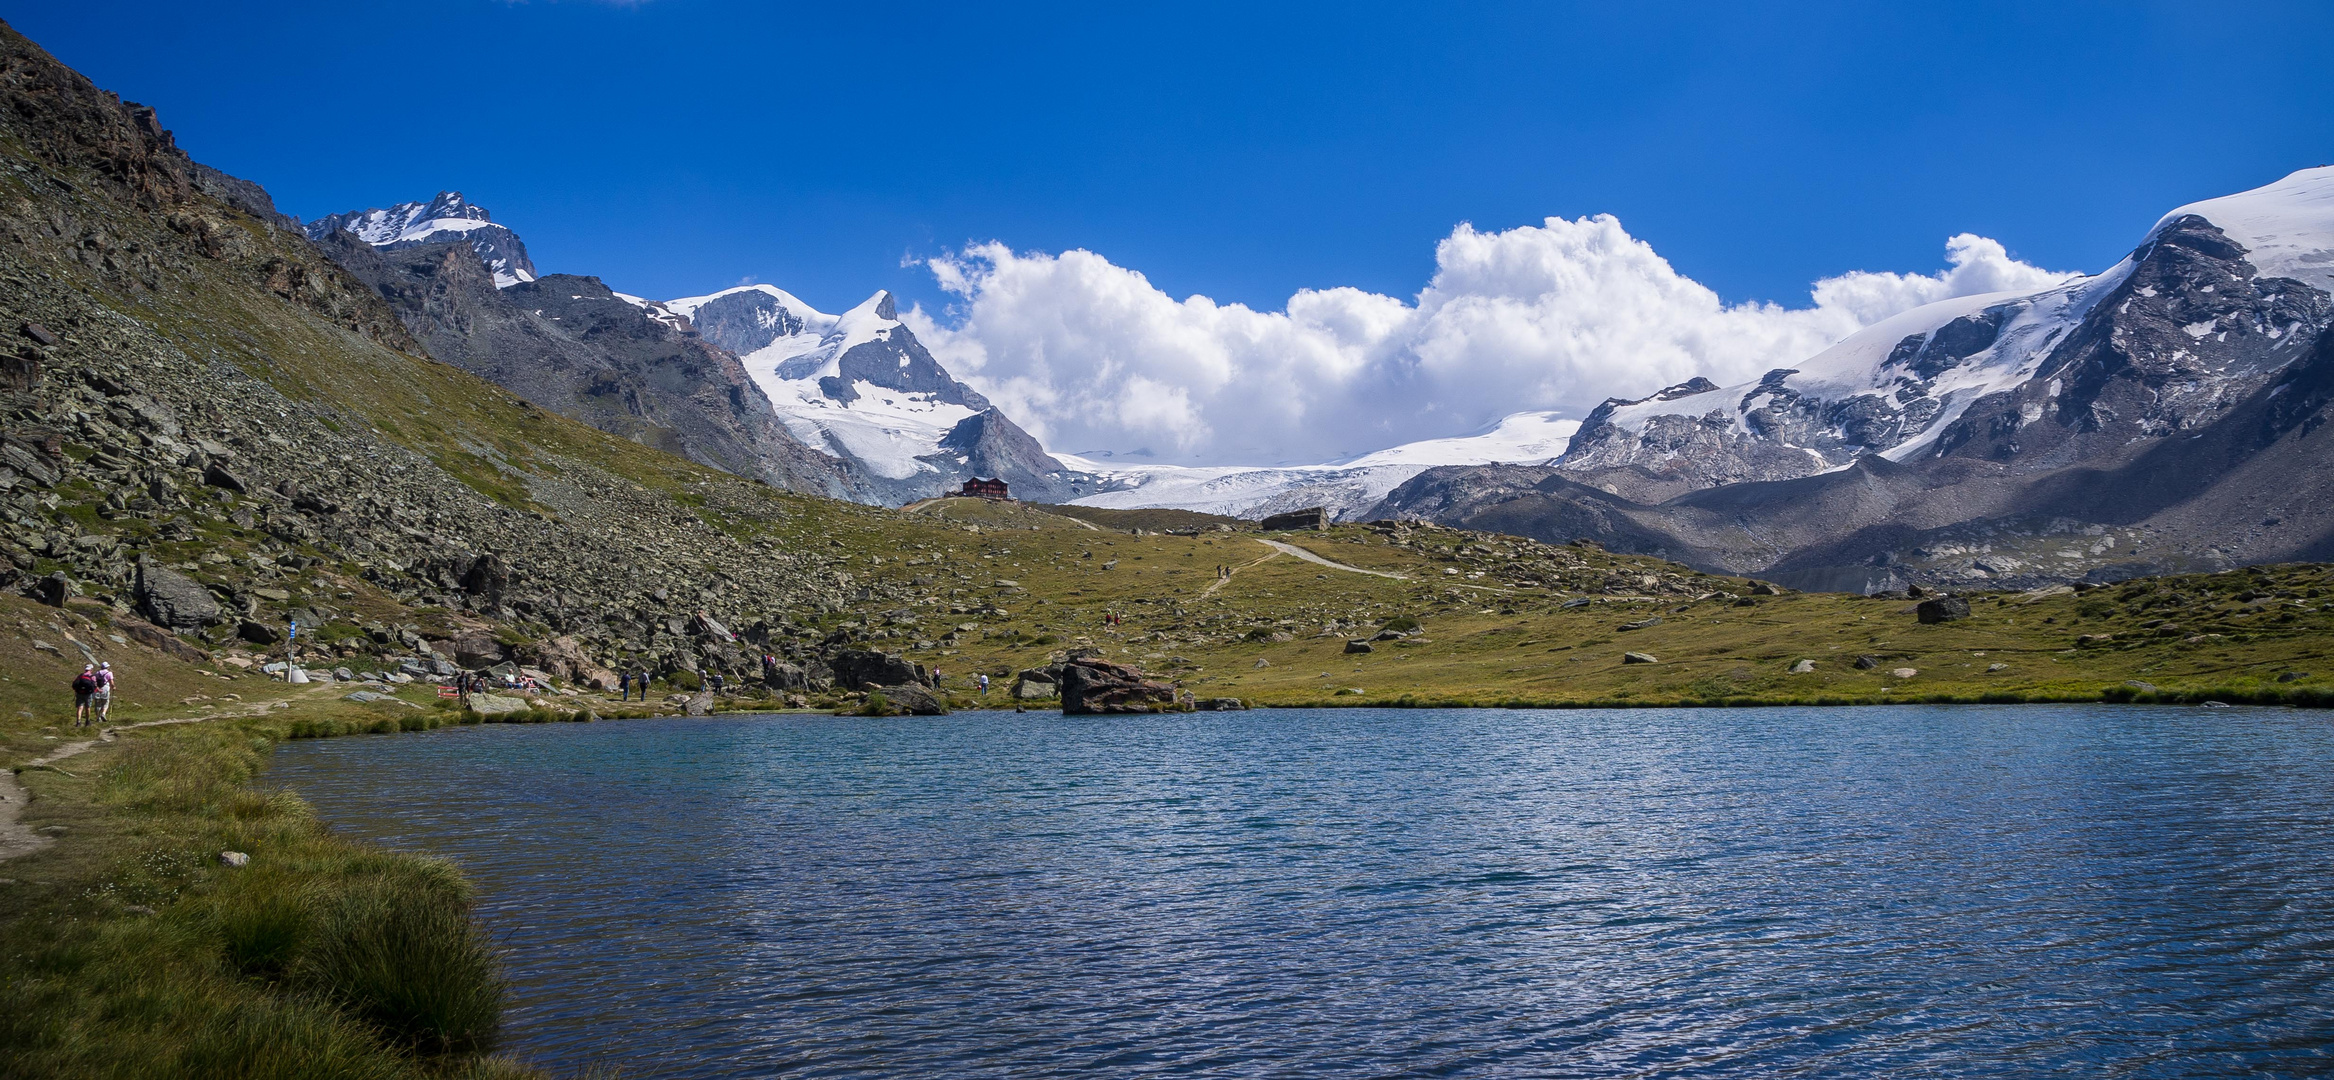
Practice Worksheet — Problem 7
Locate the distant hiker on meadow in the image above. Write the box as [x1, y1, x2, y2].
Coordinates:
[978, 673, 990, 697]
[617, 671, 632, 700]
[72, 663, 97, 727]
[95, 662, 115, 723]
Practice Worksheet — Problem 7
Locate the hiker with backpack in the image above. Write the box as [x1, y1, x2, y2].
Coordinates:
[72, 664, 97, 727]
[95, 662, 114, 724]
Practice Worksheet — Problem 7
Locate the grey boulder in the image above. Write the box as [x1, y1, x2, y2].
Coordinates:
[135, 558, 221, 629]
[1915, 597, 1972, 624]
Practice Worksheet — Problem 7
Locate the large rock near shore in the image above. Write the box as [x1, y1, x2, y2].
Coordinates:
[831, 649, 925, 690]
[1012, 667, 1058, 700]
[871, 683, 948, 716]
[1060, 658, 1181, 714]
[467, 693, 529, 716]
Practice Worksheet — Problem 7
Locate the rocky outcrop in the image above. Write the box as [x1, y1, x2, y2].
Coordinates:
[1059, 658, 1181, 714]
[446, 634, 508, 670]
[191, 162, 297, 232]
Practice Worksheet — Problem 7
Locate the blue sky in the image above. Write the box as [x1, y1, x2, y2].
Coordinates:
[12, 2, 2334, 464]
[13, 1, 2331, 314]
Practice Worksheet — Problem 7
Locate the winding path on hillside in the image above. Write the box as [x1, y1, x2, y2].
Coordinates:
[1202, 537, 1410, 598]
[1253, 538, 1410, 580]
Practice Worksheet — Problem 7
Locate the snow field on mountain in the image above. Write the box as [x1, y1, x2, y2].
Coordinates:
[767, 381, 978, 480]
[1055, 412, 1584, 519]
[2153, 165, 2334, 290]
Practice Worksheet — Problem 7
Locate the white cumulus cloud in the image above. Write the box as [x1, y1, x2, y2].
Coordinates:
[905, 216, 2076, 466]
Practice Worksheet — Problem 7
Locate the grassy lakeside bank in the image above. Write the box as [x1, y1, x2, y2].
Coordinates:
[0, 675, 573, 1079]
[0, 588, 615, 1079]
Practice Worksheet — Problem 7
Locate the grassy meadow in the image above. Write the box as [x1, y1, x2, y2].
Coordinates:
[799, 499, 2334, 710]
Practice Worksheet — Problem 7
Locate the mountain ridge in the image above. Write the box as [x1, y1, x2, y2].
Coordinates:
[1373, 168, 2334, 589]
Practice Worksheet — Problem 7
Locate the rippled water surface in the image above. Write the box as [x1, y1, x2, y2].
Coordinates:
[267, 706, 2334, 1077]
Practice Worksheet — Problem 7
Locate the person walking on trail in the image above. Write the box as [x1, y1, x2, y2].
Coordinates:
[616, 671, 629, 701]
[94, 662, 115, 724]
[72, 664, 97, 727]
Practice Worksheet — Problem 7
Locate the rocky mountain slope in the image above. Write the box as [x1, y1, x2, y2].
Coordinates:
[0, 18, 953, 688]
[1374, 168, 2334, 591]
[308, 228, 856, 497]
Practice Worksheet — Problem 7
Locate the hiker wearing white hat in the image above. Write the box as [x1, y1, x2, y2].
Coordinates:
[94, 662, 115, 724]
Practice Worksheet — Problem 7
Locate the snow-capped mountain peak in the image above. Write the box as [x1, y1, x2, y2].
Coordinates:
[2148, 165, 2334, 291]
[822, 290, 904, 359]
[305, 191, 538, 288]
[325, 191, 490, 246]
[657, 284, 1055, 498]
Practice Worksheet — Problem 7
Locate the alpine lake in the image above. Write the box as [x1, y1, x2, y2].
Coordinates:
[266, 704, 2334, 1078]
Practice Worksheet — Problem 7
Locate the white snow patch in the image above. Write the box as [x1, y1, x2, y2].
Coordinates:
[1340, 412, 1580, 467]
[759, 377, 978, 480]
